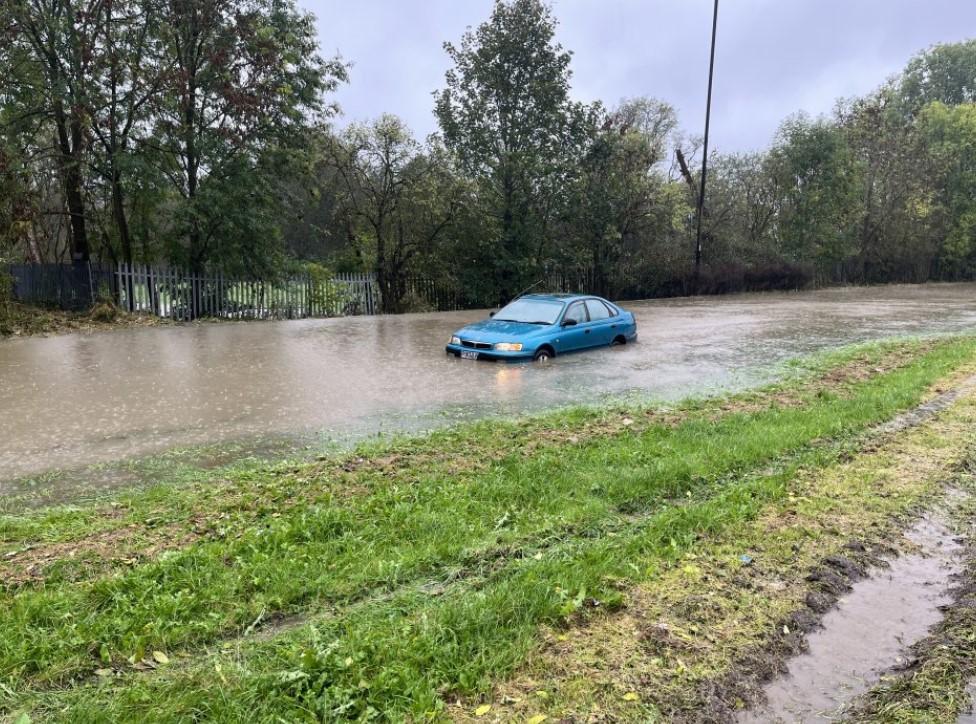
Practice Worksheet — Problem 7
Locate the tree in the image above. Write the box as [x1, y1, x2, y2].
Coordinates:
[3, 0, 102, 262]
[435, 0, 589, 302]
[837, 90, 936, 282]
[704, 152, 781, 265]
[87, 0, 166, 265]
[767, 115, 863, 279]
[899, 40, 976, 113]
[919, 101, 976, 278]
[565, 98, 678, 297]
[328, 116, 462, 313]
[151, 0, 346, 271]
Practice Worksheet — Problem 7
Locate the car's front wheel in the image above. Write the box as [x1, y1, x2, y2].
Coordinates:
[533, 347, 554, 362]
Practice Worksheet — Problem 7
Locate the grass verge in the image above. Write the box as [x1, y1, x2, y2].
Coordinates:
[0, 302, 168, 338]
[1, 336, 975, 721]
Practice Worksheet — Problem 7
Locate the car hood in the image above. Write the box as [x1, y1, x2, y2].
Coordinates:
[453, 319, 551, 342]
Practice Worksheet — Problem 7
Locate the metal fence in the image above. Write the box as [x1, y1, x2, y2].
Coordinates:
[9, 262, 117, 311]
[115, 265, 381, 320]
[6, 262, 472, 318]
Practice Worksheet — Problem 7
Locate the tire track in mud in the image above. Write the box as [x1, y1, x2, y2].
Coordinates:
[733, 380, 976, 723]
[833, 468, 976, 724]
[738, 507, 967, 723]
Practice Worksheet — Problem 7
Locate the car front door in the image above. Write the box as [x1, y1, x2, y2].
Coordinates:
[557, 301, 591, 352]
[584, 299, 615, 346]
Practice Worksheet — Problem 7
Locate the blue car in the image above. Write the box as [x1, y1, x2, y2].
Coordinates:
[446, 293, 638, 362]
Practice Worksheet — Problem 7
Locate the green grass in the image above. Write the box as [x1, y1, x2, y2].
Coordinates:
[2, 336, 975, 721]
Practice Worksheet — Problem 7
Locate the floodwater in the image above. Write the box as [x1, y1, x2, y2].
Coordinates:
[740, 513, 965, 723]
[2, 283, 976, 496]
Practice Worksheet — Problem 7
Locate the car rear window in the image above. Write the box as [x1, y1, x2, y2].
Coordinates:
[586, 299, 614, 320]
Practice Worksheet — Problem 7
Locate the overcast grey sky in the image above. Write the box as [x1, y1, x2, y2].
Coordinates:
[305, 0, 976, 153]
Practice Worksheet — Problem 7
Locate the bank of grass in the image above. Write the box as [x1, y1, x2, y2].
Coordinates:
[2, 336, 976, 721]
[457, 383, 976, 722]
[0, 301, 169, 338]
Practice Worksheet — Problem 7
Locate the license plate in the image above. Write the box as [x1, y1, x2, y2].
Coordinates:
[460, 350, 479, 360]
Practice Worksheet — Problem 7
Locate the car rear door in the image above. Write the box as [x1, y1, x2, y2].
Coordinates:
[584, 299, 615, 346]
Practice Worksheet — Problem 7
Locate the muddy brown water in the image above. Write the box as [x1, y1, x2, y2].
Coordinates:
[2, 283, 976, 501]
[739, 513, 965, 723]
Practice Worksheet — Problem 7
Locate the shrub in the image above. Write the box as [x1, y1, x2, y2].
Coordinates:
[89, 302, 119, 322]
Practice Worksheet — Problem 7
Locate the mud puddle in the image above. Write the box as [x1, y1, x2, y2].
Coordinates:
[961, 683, 976, 724]
[740, 512, 965, 723]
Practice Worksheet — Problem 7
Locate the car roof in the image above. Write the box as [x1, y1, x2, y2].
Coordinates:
[517, 293, 594, 302]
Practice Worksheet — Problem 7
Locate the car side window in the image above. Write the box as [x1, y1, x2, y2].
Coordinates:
[585, 299, 613, 321]
[564, 301, 588, 324]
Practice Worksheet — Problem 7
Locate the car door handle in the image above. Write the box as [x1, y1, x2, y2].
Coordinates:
[584, 329, 590, 334]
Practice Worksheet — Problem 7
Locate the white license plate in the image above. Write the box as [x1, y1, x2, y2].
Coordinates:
[460, 350, 479, 360]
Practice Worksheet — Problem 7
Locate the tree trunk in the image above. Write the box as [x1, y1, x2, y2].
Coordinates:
[112, 168, 133, 265]
[55, 111, 89, 262]
[499, 171, 516, 304]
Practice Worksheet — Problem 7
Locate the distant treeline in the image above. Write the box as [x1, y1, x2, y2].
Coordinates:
[2, 0, 976, 313]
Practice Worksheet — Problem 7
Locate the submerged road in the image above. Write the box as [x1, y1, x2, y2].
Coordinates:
[2, 283, 976, 487]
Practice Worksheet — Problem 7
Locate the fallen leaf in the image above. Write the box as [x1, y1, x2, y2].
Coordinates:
[622, 692, 639, 701]
[474, 704, 491, 717]
[527, 716, 548, 724]
[95, 668, 114, 677]
[152, 651, 170, 665]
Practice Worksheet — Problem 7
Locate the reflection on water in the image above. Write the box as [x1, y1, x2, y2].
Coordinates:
[493, 365, 525, 396]
[2, 283, 976, 489]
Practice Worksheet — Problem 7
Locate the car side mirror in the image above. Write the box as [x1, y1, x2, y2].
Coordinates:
[561, 318, 578, 327]
[489, 311, 496, 317]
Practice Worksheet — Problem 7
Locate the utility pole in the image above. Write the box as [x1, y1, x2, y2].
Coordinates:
[695, 0, 719, 276]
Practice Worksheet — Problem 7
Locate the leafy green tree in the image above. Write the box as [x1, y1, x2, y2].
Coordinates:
[565, 98, 679, 297]
[435, 0, 589, 302]
[151, 0, 346, 272]
[0, 131, 32, 257]
[87, 0, 166, 265]
[899, 40, 976, 113]
[919, 101, 976, 278]
[704, 152, 782, 265]
[767, 115, 863, 278]
[3, 0, 100, 262]
[328, 115, 463, 312]
[837, 90, 937, 282]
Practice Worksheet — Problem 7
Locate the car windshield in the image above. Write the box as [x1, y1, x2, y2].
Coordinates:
[493, 298, 564, 325]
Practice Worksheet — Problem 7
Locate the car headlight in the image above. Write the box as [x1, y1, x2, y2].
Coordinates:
[450, 336, 461, 345]
[493, 342, 523, 352]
